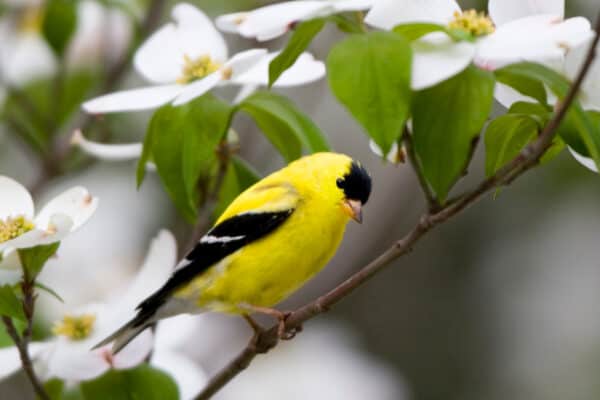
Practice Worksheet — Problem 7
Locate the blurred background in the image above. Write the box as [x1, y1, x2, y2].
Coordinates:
[1, 0, 600, 399]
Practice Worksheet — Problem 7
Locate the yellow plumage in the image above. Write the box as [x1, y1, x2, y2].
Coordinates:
[177, 153, 353, 312]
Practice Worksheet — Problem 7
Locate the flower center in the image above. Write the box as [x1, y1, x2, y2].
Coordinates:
[448, 10, 495, 37]
[52, 314, 96, 341]
[177, 54, 222, 84]
[0, 216, 34, 243]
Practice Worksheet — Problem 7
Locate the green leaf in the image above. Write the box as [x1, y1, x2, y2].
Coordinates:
[327, 31, 412, 156]
[44, 379, 65, 400]
[412, 65, 495, 201]
[214, 156, 261, 217]
[19, 243, 60, 280]
[495, 62, 600, 170]
[328, 14, 365, 34]
[484, 114, 538, 176]
[147, 94, 233, 222]
[495, 68, 549, 106]
[81, 365, 179, 400]
[0, 285, 25, 321]
[269, 18, 326, 87]
[238, 91, 329, 161]
[42, 0, 77, 56]
[393, 22, 472, 42]
[35, 282, 64, 303]
[540, 136, 566, 165]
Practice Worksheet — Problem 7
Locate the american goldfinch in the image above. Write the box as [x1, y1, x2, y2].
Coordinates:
[97, 152, 371, 353]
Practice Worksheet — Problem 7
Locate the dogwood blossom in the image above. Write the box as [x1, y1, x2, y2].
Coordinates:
[0, 231, 206, 396]
[82, 3, 325, 114]
[0, 176, 98, 269]
[216, 0, 374, 41]
[365, 0, 592, 90]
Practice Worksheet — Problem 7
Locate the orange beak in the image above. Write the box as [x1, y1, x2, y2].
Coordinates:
[342, 199, 363, 223]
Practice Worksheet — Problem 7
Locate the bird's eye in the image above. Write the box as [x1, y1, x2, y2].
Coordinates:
[336, 178, 344, 188]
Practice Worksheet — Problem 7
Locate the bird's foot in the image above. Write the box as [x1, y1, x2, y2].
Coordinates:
[239, 304, 301, 340]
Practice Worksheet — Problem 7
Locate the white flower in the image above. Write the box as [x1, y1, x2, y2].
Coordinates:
[82, 3, 325, 114]
[0, 230, 207, 397]
[0, 176, 98, 269]
[215, 0, 374, 41]
[369, 139, 405, 164]
[365, 0, 592, 90]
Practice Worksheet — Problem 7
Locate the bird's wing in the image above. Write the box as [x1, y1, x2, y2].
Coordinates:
[135, 181, 299, 317]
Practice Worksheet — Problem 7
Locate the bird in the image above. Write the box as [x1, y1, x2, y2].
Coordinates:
[95, 152, 372, 353]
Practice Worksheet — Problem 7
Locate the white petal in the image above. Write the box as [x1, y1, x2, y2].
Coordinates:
[475, 15, 593, 71]
[331, 0, 375, 13]
[365, 0, 460, 30]
[82, 84, 184, 114]
[411, 33, 475, 90]
[135, 4, 227, 84]
[173, 49, 267, 106]
[215, 12, 248, 34]
[152, 350, 207, 400]
[71, 130, 142, 161]
[0, 214, 75, 252]
[45, 338, 109, 381]
[369, 139, 402, 163]
[489, 0, 564, 27]
[171, 72, 222, 106]
[565, 39, 600, 111]
[119, 230, 177, 310]
[0, 342, 48, 380]
[112, 330, 154, 370]
[1, 33, 56, 86]
[0, 250, 21, 271]
[231, 52, 325, 87]
[36, 187, 98, 232]
[224, 1, 330, 41]
[569, 147, 598, 173]
[0, 176, 34, 220]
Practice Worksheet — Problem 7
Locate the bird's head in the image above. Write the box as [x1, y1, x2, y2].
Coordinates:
[335, 158, 372, 223]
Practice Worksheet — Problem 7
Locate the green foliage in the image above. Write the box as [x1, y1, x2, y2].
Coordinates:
[269, 18, 326, 87]
[412, 66, 495, 201]
[19, 243, 61, 280]
[0, 285, 25, 321]
[35, 282, 64, 303]
[237, 91, 330, 162]
[80, 365, 178, 400]
[495, 62, 600, 170]
[393, 22, 472, 42]
[42, 0, 77, 56]
[142, 94, 233, 222]
[1, 72, 95, 153]
[484, 115, 538, 176]
[495, 68, 549, 106]
[328, 31, 412, 156]
[215, 157, 261, 217]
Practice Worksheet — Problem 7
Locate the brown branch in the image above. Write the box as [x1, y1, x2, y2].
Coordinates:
[194, 13, 600, 400]
[1, 278, 49, 400]
[402, 130, 440, 212]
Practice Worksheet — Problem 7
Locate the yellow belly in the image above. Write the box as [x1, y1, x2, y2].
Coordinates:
[174, 204, 348, 313]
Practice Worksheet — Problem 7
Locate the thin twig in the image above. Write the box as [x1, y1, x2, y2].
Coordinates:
[402, 130, 440, 211]
[194, 13, 600, 400]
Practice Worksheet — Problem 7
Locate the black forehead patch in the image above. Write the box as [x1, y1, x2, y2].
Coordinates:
[336, 161, 372, 204]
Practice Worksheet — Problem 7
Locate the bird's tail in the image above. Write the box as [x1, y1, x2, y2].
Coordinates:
[92, 313, 152, 354]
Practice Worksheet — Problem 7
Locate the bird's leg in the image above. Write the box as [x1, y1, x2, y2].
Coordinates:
[242, 314, 264, 337]
[238, 304, 300, 340]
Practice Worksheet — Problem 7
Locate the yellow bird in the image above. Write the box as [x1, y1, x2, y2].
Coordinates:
[96, 152, 372, 353]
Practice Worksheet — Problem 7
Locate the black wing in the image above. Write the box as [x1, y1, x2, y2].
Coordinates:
[135, 209, 294, 321]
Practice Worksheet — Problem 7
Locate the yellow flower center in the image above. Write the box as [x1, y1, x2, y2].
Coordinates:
[448, 10, 495, 37]
[177, 54, 222, 84]
[52, 314, 96, 341]
[0, 216, 34, 243]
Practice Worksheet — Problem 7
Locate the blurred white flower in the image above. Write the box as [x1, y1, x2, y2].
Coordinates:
[215, 0, 374, 41]
[369, 139, 405, 164]
[216, 321, 409, 400]
[82, 3, 325, 114]
[0, 176, 98, 269]
[365, 0, 591, 90]
[0, 230, 206, 396]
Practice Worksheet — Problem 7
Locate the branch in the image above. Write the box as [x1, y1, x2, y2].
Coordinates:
[194, 13, 600, 400]
[1, 278, 50, 400]
[402, 130, 440, 211]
